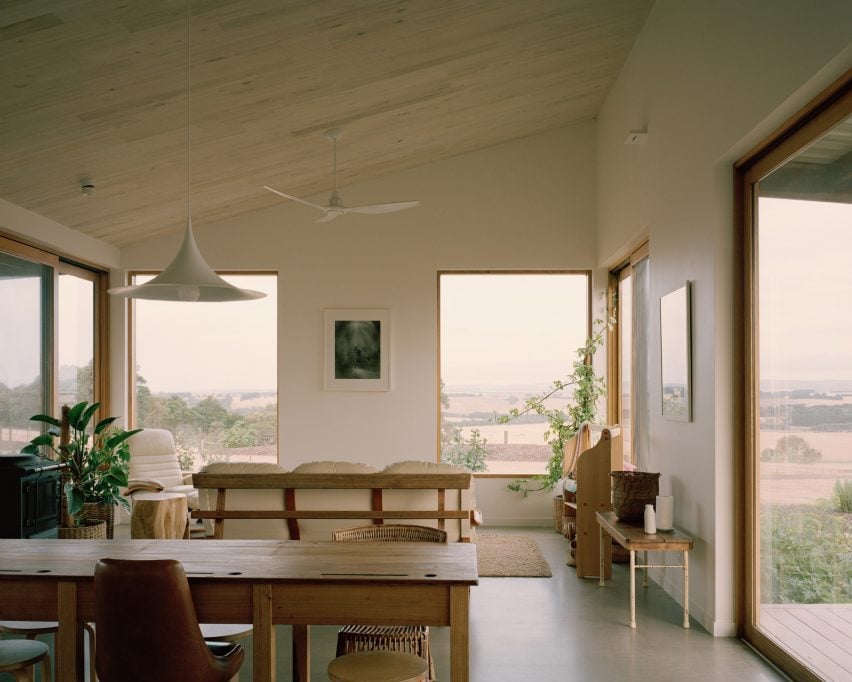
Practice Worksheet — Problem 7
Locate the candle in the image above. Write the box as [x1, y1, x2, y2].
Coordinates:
[656, 495, 674, 531]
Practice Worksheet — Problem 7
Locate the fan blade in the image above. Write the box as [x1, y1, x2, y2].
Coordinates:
[315, 211, 341, 223]
[263, 186, 326, 211]
[344, 200, 420, 215]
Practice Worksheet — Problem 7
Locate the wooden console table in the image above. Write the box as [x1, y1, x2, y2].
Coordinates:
[595, 511, 693, 629]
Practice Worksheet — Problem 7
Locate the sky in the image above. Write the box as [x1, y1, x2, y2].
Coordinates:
[134, 274, 277, 393]
[758, 197, 852, 385]
[440, 273, 589, 389]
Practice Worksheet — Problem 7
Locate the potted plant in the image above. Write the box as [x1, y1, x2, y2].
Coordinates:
[21, 401, 141, 539]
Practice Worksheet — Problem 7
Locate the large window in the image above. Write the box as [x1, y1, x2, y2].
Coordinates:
[131, 273, 277, 469]
[1, 237, 106, 451]
[439, 272, 590, 475]
[609, 244, 649, 468]
[58, 263, 99, 407]
[738, 77, 851, 681]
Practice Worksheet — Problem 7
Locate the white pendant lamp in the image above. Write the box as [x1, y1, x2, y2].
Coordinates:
[108, 1, 264, 303]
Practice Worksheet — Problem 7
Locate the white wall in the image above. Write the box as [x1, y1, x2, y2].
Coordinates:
[596, 0, 852, 635]
[119, 124, 599, 524]
[0, 198, 120, 268]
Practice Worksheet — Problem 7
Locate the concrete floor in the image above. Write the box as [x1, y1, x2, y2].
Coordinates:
[245, 526, 787, 681]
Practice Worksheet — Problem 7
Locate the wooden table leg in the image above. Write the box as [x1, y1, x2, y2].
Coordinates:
[57, 581, 83, 682]
[643, 550, 649, 588]
[683, 550, 690, 628]
[449, 585, 470, 682]
[252, 584, 274, 681]
[629, 550, 636, 629]
[598, 525, 605, 586]
[292, 625, 310, 682]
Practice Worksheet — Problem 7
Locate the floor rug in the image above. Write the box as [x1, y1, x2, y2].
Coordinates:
[475, 534, 552, 577]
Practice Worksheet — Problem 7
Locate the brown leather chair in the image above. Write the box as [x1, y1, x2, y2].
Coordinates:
[94, 558, 244, 682]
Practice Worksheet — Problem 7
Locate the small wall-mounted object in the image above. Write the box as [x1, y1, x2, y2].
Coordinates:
[624, 130, 648, 145]
[81, 182, 95, 197]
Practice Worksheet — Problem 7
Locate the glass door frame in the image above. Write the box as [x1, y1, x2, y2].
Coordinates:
[0, 234, 59, 417]
[734, 72, 851, 679]
[58, 260, 110, 415]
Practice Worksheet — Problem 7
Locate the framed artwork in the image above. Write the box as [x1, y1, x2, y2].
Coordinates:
[660, 282, 691, 421]
[324, 309, 390, 391]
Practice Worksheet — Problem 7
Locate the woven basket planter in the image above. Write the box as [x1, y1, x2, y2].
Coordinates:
[611, 471, 660, 521]
[58, 519, 107, 540]
[81, 502, 116, 539]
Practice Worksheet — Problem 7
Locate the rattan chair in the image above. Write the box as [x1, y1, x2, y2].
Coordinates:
[328, 650, 428, 682]
[331, 524, 447, 681]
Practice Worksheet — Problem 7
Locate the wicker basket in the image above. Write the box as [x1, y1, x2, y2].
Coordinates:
[81, 502, 116, 539]
[58, 520, 107, 540]
[552, 495, 564, 533]
[611, 471, 660, 521]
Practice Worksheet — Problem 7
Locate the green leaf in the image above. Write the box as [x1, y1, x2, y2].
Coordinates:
[78, 402, 101, 432]
[65, 484, 85, 516]
[66, 401, 89, 429]
[94, 416, 118, 434]
[105, 428, 142, 449]
[30, 414, 60, 427]
[20, 444, 40, 455]
[28, 433, 55, 447]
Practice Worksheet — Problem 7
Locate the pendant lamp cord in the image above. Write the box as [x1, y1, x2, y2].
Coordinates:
[332, 136, 337, 194]
[187, 0, 192, 221]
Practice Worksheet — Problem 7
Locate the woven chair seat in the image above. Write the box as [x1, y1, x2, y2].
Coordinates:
[331, 524, 447, 543]
[336, 624, 432, 680]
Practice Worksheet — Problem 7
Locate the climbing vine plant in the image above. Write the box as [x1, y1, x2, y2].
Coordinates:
[498, 310, 613, 496]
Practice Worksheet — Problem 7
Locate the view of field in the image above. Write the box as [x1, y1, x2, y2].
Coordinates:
[443, 388, 571, 475]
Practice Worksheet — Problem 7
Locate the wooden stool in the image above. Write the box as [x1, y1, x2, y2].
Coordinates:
[327, 650, 428, 682]
[0, 639, 51, 681]
[1, 620, 97, 682]
[131, 492, 189, 539]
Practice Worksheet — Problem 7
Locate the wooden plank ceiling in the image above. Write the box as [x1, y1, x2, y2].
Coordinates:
[0, 0, 654, 247]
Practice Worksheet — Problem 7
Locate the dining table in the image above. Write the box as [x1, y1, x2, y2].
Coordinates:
[0, 538, 478, 681]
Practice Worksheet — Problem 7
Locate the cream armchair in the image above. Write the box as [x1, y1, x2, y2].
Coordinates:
[124, 429, 199, 510]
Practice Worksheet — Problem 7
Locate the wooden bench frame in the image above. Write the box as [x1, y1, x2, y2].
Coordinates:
[190, 472, 476, 541]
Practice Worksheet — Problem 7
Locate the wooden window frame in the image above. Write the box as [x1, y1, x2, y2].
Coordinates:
[734, 70, 851, 680]
[607, 242, 648, 463]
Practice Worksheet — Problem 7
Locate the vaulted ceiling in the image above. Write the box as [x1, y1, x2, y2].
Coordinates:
[1, 0, 654, 247]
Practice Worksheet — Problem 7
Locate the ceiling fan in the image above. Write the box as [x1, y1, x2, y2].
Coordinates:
[264, 128, 420, 223]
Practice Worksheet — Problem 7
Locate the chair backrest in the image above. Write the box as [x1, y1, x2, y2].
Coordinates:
[332, 524, 447, 543]
[381, 461, 475, 542]
[127, 429, 185, 489]
[94, 558, 244, 682]
[197, 461, 291, 539]
[290, 461, 379, 541]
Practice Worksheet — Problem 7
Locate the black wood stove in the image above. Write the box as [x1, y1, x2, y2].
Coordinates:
[0, 453, 63, 538]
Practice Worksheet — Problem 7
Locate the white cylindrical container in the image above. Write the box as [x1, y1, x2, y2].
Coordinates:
[644, 504, 656, 534]
[656, 495, 674, 531]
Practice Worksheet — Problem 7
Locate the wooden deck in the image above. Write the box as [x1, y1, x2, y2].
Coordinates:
[760, 604, 852, 681]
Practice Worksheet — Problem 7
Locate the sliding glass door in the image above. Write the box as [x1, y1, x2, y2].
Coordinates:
[0, 240, 56, 451]
[739, 79, 851, 681]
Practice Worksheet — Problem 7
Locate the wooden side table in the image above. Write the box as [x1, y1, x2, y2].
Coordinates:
[595, 510, 693, 629]
[130, 492, 189, 539]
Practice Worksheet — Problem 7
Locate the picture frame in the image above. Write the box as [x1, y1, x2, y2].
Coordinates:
[324, 309, 390, 391]
[660, 282, 692, 421]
